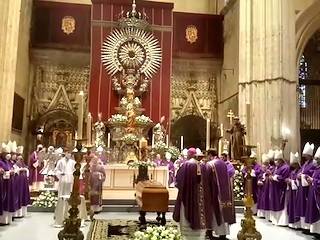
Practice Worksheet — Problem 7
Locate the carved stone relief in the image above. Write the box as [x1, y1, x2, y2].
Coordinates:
[171, 59, 221, 123]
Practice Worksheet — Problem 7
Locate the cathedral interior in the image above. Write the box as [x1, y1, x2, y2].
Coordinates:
[1, 0, 320, 239]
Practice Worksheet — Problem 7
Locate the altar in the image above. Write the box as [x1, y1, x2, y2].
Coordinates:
[103, 164, 169, 190]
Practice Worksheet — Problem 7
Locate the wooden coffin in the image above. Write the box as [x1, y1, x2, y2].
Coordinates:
[135, 180, 169, 212]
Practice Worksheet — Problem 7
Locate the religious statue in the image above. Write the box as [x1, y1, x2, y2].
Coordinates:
[94, 113, 106, 149]
[153, 116, 166, 144]
[226, 117, 246, 160]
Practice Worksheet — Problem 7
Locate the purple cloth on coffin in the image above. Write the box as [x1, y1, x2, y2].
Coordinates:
[269, 163, 290, 211]
[296, 160, 316, 217]
[242, 163, 263, 204]
[208, 159, 235, 225]
[0, 158, 16, 213]
[287, 168, 301, 224]
[90, 164, 106, 207]
[173, 159, 212, 230]
[305, 167, 320, 224]
[15, 161, 30, 207]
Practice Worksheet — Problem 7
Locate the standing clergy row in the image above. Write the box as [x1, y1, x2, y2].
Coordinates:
[0, 141, 30, 225]
[173, 148, 235, 240]
[251, 142, 320, 235]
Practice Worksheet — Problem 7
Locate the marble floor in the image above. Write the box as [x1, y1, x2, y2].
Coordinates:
[0, 212, 315, 240]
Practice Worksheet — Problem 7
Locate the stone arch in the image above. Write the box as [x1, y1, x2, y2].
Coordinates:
[296, 1, 320, 65]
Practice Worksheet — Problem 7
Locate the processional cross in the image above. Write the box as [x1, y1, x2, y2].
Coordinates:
[227, 109, 235, 125]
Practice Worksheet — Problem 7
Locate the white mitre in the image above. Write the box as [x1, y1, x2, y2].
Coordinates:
[267, 150, 275, 160]
[289, 152, 299, 164]
[11, 141, 17, 153]
[302, 142, 314, 156]
[250, 151, 257, 158]
[96, 146, 104, 153]
[274, 150, 283, 160]
[314, 147, 320, 160]
[165, 152, 172, 160]
[182, 148, 188, 157]
[17, 146, 24, 155]
[55, 147, 63, 154]
[261, 153, 269, 164]
[1, 143, 9, 153]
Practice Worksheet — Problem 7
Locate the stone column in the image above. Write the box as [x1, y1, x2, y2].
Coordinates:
[237, 0, 297, 155]
[0, 0, 26, 143]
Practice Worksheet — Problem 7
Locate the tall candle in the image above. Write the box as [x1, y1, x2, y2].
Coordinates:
[206, 119, 210, 150]
[151, 134, 155, 148]
[107, 133, 111, 148]
[166, 134, 169, 147]
[180, 136, 184, 150]
[87, 113, 92, 146]
[218, 139, 222, 156]
[77, 91, 84, 139]
[220, 123, 224, 137]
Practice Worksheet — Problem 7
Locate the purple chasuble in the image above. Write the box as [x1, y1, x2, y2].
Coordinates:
[305, 166, 320, 224]
[15, 160, 30, 207]
[0, 158, 16, 212]
[225, 161, 235, 178]
[269, 163, 290, 211]
[287, 168, 301, 224]
[296, 160, 316, 217]
[173, 159, 211, 230]
[208, 159, 235, 225]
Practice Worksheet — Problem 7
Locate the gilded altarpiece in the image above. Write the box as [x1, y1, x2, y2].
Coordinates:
[31, 63, 89, 148]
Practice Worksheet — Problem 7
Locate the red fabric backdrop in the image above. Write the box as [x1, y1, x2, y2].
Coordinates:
[89, 0, 173, 130]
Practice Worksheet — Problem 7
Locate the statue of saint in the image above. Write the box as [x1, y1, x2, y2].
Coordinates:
[153, 116, 166, 144]
[226, 117, 246, 160]
[94, 113, 106, 149]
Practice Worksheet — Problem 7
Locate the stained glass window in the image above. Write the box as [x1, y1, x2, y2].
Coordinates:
[299, 55, 308, 108]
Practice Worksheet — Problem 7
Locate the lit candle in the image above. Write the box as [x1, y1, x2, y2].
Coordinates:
[220, 123, 224, 137]
[77, 91, 84, 139]
[87, 113, 92, 146]
[180, 136, 184, 150]
[206, 119, 210, 150]
[218, 139, 222, 156]
[152, 134, 155, 148]
[107, 133, 111, 148]
[166, 134, 169, 147]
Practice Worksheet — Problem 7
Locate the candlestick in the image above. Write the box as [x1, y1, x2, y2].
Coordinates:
[87, 113, 92, 146]
[206, 119, 210, 150]
[107, 133, 111, 148]
[180, 136, 184, 150]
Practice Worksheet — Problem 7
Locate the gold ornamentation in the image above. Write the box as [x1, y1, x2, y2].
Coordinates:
[185, 25, 198, 44]
[62, 16, 76, 35]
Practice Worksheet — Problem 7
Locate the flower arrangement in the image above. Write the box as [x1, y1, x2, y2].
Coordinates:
[134, 226, 182, 240]
[167, 146, 181, 161]
[153, 141, 168, 155]
[122, 133, 139, 144]
[32, 191, 58, 208]
[233, 165, 244, 200]
[135, 115, 153, 125]
[108, 114, 127, 124]
[128, 160, 156, 169]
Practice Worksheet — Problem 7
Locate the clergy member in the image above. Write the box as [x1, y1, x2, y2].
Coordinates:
[174, 148, 188, 170]
[173, 147, 210, 240]
[287, 152, 301, 229]
[305, 146, 320, 235]
[55, 150, 76, 197]
[296, 142, 316, 229]
[269, 150, 290, 226]
[90, 156, 106, 213]
[257, 153, 269, 218]
[221, 151, 235, 178]
[206, 148, 234, 240]
[28, 144, 44, 186]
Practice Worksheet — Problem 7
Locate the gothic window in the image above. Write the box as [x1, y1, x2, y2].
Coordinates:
[299, 55, 308, 108]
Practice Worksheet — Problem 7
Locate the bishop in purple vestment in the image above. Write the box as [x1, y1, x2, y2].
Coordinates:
[28, 144, 44, 185]
[173, 148, 211, 240]
[296, 142, 316, 228]
[287, 152, 301, 229]
[305, 147, 320, 234]
[221, 152, 235, 178]
[269, 150, 290, 226]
